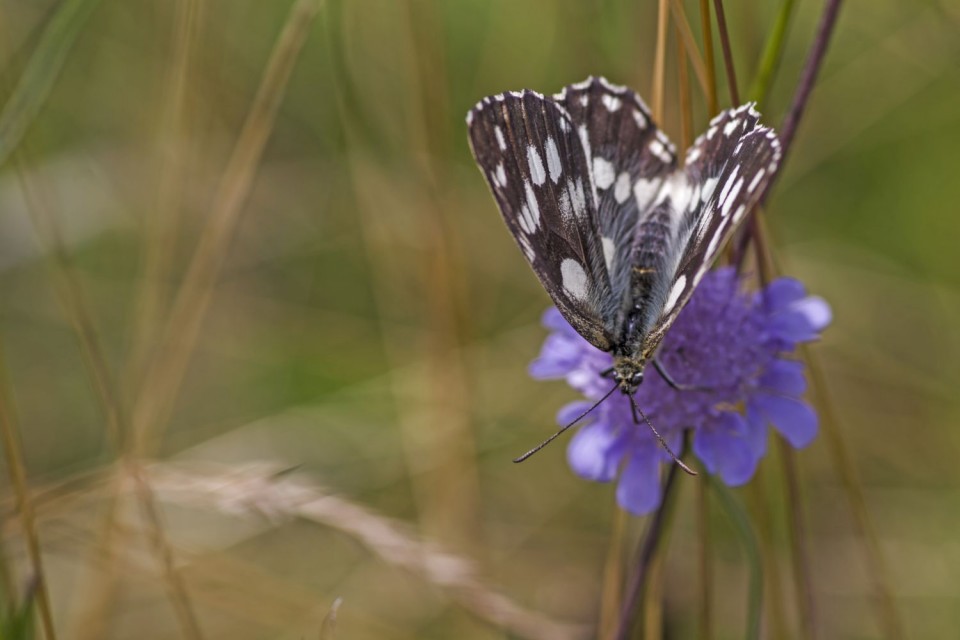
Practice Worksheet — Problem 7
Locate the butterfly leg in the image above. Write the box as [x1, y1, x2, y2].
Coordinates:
[652, 358, 710, 392]
[600, 367, 615, 379]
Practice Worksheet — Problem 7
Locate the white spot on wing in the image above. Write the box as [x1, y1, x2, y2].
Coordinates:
[579, 94, 589, 107]
[747, 168, 766, 193]
[527, 145, 546, 186]
[601, 237, 616, 271]
[724, 119, 740, 136]
[495, 126, 506, 151]
[614, 172, 631, 204]
[701, 176, 719, 202]
[518, 234, 535, 261]
[466, 110, 474, 125]
[560, 259, 589, 301]
[721, 177, 744, 217]
[717, 166, 741, 207]
[545, 137, 563, 183]
[494, 163, 506, 187]
[664, 275, 686, 313]
[602, 94, 622, 112]
[632, 110, 648, 130]
[649, 139, 672, 164]
[705, 223, 725, 258]
[558, 189, 573, 223]
[524, 182, 541, 229]
[633, 178, 659, 209]
[569, 177, 587, 219]
[593, 156, 615, 189]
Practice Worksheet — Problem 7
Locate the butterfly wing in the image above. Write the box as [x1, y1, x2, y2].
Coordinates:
[553, 76, 678, 301]
[641, 104, 782, 349]
[467, 90, 618, 351]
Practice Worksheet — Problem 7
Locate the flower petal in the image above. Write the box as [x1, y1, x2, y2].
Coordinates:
[557, 401, 594, 426]
[616, 445, 662, 515]
[751, 393, 818, 448]
[528, 334, 583, 379]
[542, 307, 578, 337]
[762, 278, 806, 311]
[693, 412, 759, 486]
[793, 295, 832, 332]
[760, 358, 806, 396]
[567, 421, 625, 482]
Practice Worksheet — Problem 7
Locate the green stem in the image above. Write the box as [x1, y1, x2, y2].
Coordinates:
[748, 0, 798, 109]
[706, 474, 762, 640]
[614, 463, 683, 640]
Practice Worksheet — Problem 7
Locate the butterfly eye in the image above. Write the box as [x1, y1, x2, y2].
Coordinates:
[631, 371, 644, 386]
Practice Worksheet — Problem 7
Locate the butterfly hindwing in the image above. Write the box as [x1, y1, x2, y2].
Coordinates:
[642, 104, 782, 347]
[467, 90, 617, 350]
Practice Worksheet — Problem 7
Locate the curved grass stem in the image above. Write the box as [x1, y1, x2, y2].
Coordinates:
[613, 463, 683, 640]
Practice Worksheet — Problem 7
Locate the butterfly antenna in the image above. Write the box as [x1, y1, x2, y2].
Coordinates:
[513, 384, 619, 463]
[628, 394, 697, 476]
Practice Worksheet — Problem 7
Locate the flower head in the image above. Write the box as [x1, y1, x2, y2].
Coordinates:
[529, 268, 831, 515]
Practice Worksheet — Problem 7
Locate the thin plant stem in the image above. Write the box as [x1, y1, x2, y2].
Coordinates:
[748, 0, 798, 109]
[131, 0, 323, 454]
[13, 160, 204, 640]
[712, 0, 740, 104]
[804, 347, 906, 639]
[676, 22, 693, 150]
[0, 346, 56, 639]
[747, 474, 790, 639]
[127, 0, 203, 384]
[613, 464, 682, 640]
[651, 0, 670, 121]
[642, 551, 664, 639]
[78, 0, 204, 630]
[598, 507, 627, 640]
[780, 441, 817, 639]
[768, 0, 845, 191]
[696, 481, 713, 640]
[698, 0, 718, 115]
[667, 0, 711, 99]
[707, 473, 762, 640]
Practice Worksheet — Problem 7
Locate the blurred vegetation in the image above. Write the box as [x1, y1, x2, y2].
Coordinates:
[0, 0, 957, 638]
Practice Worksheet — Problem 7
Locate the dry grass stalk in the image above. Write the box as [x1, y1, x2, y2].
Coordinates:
[150, 462, 590, 640]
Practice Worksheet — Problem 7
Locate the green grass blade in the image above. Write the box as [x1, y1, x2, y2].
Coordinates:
[0, 0, 102, 167]
[706, 474, 763, 640]
[748, 0, 797, 108]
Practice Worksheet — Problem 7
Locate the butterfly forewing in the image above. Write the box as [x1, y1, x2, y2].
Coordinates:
[467, 91, 617, 350]
[642, 104, 782, 348]
[553, 77, 678, 300]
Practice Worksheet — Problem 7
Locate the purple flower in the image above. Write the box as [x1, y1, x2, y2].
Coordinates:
[529, 268, 831, 515]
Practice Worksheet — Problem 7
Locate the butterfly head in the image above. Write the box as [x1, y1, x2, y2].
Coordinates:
[612, 356, 647, 395]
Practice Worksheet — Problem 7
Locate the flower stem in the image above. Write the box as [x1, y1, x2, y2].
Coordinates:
[779, 440, 818, 639]
[804, 346, 906, 639]
[706, 473, 763, 640]
[748, 0, 798, 109]
[769, 0, 845, 186]
[651, 0, 670, 122]
[613, 463, 682, 640]
[696, 480, 713, 640]
[698, 0, 719, 115]
[598, 507, 627, 639]
[711, 0, 740, 104]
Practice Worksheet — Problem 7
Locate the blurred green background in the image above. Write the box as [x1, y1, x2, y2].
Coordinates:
[1, 0, 959, 638]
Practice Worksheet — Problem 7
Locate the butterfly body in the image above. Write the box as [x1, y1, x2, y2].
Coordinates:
[467, 77, 781, 401]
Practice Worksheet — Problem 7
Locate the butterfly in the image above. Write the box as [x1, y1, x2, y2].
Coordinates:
[466, 77, 782, 464]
